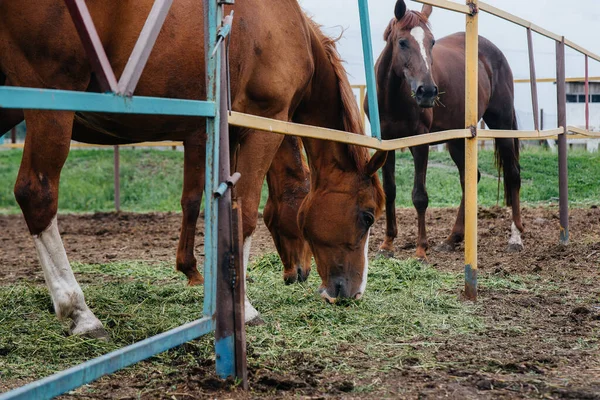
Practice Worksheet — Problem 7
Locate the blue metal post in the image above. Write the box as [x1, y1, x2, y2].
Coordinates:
[203, 0, 236, 379]
[357, 0, 382, 140]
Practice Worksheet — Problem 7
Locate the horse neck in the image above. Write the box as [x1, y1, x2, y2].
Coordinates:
[266, 137, 309, 200]
[293, 27, 367, 184]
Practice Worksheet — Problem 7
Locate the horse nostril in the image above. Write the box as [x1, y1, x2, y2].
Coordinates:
[433, 86, 439, 97]
[416, 86, 425, 97]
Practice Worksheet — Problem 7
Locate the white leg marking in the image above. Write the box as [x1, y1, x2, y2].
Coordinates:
[34, 216, 104, 335]
[508, 222, 523, 247]
[242, 236, 260, 322]
[356, 230, 371, 299]
[410, 26, 430, 71]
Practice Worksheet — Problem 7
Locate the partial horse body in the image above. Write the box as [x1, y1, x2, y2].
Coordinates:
[368, 1, 522, 260]
[0, 0, 384, 337]
[264, 136, 312, 285]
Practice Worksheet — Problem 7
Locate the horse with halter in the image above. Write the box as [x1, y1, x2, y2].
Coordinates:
[367, 1, 523, 260]
[0, 0, 385, 338]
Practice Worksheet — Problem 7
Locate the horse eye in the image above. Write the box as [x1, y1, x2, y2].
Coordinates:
[362, 212, 375, 228]
[399, 40, 409, 49]
[432, 39, 436, 46]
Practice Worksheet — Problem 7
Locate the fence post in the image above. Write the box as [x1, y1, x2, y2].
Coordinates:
[113, 145, 121, 211]
[555, 38, 569, 245]
[464, 0, 479, 301]
[527, 28, 539, 131]
[358, 0, 382, 140]
[11, 127, 16, 144]
[585, 55, 589, 130]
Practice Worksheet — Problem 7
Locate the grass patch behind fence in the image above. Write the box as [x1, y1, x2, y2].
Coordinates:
[0, 255, 482, 389]
[0, 147, 598, 214]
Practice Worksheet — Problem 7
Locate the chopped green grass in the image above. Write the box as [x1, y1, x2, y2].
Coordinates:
[0, 255, 482, 385]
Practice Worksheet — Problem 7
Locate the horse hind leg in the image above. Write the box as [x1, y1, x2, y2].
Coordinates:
[16, 110, 107, 339]
[378, 150, 399, 258]
[436, 139, 481, 252]
[483, 109, 524, 252]
[176, 137, 206, 286]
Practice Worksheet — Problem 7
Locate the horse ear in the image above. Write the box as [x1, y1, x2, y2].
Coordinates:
[422, 5, 433, 18]
[366, 150, 388, 177]
[394, 0, 407, 20]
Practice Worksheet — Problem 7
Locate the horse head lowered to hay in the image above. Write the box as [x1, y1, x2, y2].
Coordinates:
[366, 0, 523, 260]
[0, 0, 385, 337]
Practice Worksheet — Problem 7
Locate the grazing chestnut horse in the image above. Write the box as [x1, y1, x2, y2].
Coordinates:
[0, 0, 384, 337]
[367, 1, 523, 260]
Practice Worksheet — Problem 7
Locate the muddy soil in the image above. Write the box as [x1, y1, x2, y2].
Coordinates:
[1, 206, 599, 399]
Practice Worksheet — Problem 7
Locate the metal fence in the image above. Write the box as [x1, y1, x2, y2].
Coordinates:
[1, 0, 600, 398]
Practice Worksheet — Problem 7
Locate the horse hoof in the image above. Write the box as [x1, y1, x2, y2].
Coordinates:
[506, 243, 524, 253]
[246, 315, 265, 327]
[377, 249, 395, 259]
[70, 319, 109, 341]
[434, 242, 455, 252]
[185, 270, 205, 286]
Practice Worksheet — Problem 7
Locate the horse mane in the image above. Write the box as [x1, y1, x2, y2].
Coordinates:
[305, 18, 385, 212]
[384, 10, 431, 41]
[304, 18, 367, 168]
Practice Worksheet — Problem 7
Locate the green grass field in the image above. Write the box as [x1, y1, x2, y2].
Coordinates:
[0, 147, 598, 214]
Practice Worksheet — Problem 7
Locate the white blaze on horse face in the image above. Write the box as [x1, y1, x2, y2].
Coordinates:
[33, 216, 104, 335]
[356, 230, 370, 299]
[508, 222, 523, 248]
[242, 235, 260, 322]
[410, 26, 430, 71]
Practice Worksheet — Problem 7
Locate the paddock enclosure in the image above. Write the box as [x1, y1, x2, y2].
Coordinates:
[1, 0, 599, 399]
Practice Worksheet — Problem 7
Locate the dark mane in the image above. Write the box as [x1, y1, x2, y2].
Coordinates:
[384, 11, 430, 41]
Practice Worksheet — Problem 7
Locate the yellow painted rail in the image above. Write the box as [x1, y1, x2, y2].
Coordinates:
[568, 126, 600, 138]
[478, 1, 600, 62]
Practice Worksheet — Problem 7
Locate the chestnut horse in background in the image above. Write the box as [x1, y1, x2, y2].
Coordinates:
[367, 1, 523, 260]
[0, 0, 384, 338]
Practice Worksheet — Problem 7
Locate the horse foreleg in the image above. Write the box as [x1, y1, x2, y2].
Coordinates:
[15, 110, 107, 339]
[410, 145, 429, 260]
[176, 137, 206, 286]
[235, 128, 285, 324]
[496, 138, 524, 252]
[437, 140, 480, 252]
[378, 150, 398, 258]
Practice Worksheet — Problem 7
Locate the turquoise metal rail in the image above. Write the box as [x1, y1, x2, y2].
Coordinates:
[358, 0, 382, 140]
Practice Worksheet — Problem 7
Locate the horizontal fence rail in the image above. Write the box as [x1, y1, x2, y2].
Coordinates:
[0, 87, 216, 117]
[0, 318, 215, 400]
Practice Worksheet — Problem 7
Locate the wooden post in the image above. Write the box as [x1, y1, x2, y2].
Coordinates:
[527, 28, 540, 131]
[556, 38, 569, 245]
[479, 120, 485, 149]
[585, 55, 589, 130]
[464, 0, 479, 301]
[11, 127, 16, 144]
[113, 145, 120, 211]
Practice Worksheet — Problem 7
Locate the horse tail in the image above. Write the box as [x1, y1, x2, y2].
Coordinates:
[494, 111, 520, 207]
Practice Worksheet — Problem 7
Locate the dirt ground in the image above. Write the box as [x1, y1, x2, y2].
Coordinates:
[1, 206, 599, 399]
